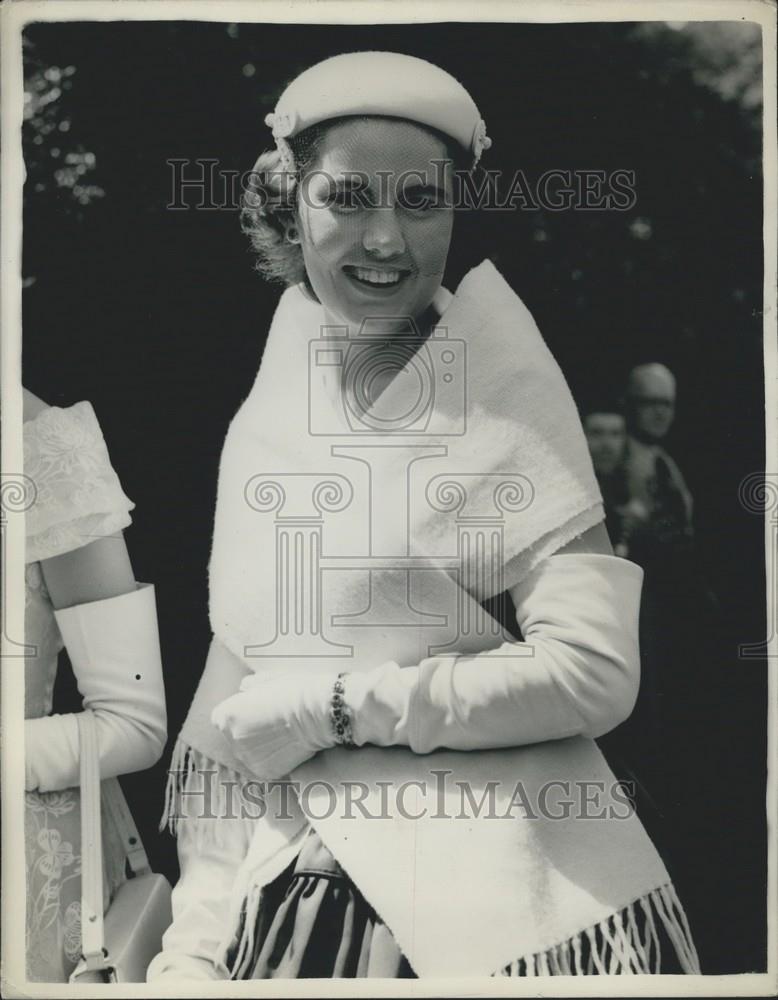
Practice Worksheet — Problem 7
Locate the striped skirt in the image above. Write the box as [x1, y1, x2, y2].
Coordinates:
[227, 828, 695, 979]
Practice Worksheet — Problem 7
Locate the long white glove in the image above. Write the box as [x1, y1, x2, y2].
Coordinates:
[25, 584, 167, 792]
[211, 670, 335, 779]
[345, 552, 643, 752]
[147, 790, 255, 982]
[212, 553, 642, 771]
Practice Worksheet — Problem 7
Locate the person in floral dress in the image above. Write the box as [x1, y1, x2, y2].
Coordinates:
[22, 388, 167, 981]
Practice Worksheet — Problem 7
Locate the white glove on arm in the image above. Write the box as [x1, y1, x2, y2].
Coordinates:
[25, 584, 167, 792]
[211, 553, 642, 772]
[345, 552, 643, 752]
[211, 670, 335, 779]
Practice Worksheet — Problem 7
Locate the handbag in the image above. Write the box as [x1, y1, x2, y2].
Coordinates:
[69, 711, 173, 984]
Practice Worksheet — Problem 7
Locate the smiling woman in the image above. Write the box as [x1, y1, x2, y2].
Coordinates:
[242, 114, 465, 337]
[148, 51, 701, 982]
[294, 118, 455, 335]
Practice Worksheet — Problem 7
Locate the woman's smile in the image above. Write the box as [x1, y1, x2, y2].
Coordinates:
[342, 264, 410, 292]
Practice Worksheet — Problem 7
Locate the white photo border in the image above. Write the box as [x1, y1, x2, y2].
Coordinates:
[2, 1, 775, 997]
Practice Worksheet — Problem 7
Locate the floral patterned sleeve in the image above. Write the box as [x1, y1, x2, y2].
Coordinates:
[24, 401, 134, 564]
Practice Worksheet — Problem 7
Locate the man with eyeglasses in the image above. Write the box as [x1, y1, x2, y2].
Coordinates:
[622, 363, 693, 559]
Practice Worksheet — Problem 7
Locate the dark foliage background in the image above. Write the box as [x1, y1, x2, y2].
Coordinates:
[22, 19, 766, 974]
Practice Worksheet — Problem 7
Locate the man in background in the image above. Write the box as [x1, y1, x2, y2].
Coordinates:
[583, 405, 647, 558]
[621, 363, 694, 566]
[582, 401, 667, 847]
[583, 407, 627, 480]
[596, 364, 721, 913]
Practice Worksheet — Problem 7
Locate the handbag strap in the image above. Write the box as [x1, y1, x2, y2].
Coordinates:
[76, 710, 107, 973]
[102, 777, 151, 877]
[76, 712, 153, 978]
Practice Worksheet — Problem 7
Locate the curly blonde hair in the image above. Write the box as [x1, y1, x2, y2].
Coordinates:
[240, 117, 468, 290]
[240, 122, 329, 288]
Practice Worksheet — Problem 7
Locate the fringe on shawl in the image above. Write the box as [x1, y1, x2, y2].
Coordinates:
[159, 736, 260, 848]
[225, 878, 700, 980]
[162, 741, 700, 979]
[160, 737, 308, 980]
[495, 884, 701, 976]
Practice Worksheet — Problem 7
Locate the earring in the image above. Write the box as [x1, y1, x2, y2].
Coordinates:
[286, 225, 300, 245]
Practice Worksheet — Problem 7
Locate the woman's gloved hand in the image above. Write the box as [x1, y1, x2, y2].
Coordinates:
[343, 552, 644, 753]
[213, 552, 643, 769]
[211, 668, 338, 779]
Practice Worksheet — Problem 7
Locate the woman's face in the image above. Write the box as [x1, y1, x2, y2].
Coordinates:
[295, 117, 455, 334]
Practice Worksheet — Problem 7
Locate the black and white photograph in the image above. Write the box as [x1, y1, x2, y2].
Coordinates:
[1, 0, 775, 993]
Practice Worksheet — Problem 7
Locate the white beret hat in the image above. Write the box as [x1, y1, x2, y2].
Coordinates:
[264, 51, 492, 167]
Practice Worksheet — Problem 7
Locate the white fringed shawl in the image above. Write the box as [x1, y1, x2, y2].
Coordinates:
[164, 260, 699, 978]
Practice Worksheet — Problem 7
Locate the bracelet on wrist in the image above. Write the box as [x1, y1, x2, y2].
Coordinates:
[330, 672, 356, 748]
